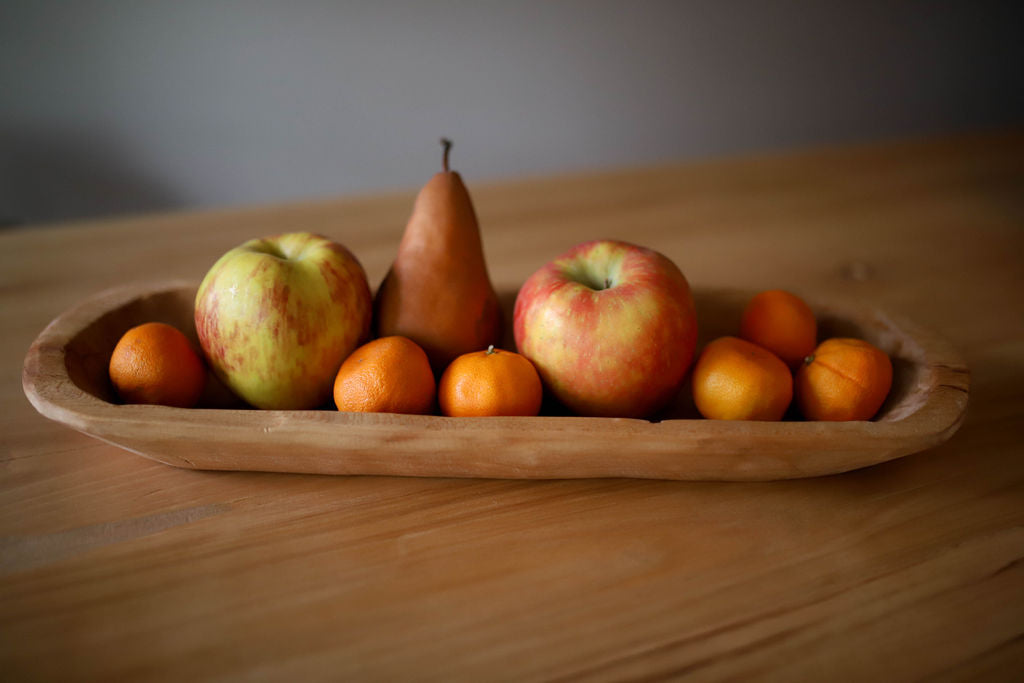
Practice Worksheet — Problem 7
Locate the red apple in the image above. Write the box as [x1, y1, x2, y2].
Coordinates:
[195, 232, 372, 410]
[513, 239, 697, 418]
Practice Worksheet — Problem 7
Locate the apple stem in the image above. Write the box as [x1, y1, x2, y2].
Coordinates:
[441, 138, 453, 172]
[604, 277, 612, 290]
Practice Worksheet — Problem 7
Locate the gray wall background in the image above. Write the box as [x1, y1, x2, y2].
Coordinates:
[1, 0, 1021, 226]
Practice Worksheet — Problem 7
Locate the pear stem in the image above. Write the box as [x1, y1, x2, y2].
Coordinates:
[441, 138, 453, 172]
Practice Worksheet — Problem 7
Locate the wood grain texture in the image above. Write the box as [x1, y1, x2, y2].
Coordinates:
[1, 131, 1023, 680]
[22, 281, 968, 481]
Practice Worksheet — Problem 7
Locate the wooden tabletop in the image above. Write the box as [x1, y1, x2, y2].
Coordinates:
[3, 131, 1023, 680]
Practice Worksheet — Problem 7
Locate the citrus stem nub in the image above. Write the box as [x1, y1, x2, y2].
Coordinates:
[441, 138, 453, 172]
[486, 345, 496, 355]
[804, 354, 815, 365]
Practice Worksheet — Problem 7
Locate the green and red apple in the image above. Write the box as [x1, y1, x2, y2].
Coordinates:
[513, 239, 697, 418]
[194, 232, 372, 410]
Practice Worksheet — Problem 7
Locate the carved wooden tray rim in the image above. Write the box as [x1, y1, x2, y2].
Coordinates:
[22, 280, 970, 481]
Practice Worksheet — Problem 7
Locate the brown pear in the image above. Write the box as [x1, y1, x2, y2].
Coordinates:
[374, 138, 502, 372]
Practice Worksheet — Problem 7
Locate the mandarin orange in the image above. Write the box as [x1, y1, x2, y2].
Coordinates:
[796, 337, 892, 421]
[692, 336, 793, 421]
[740, 289, 817, 369]
[439, 345, 543, 417]
[108, 322, 206, 408]
[333, 336, 435, 414]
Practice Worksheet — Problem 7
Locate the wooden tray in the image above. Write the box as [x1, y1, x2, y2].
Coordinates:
[22, 281, 969, 481]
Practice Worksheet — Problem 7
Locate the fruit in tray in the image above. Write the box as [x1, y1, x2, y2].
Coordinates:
[513, 239, 698, 419]
[796, 338, 893, 421]
[333, 336, 436, 415]
[373, 138, 503, 373]
[740, 289, 817, 370]
[439, 345, 543, 417]
[692, 336, 793, 421]
[109, 322, 206, 408]
[193, 232, 372, 410]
